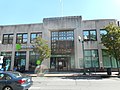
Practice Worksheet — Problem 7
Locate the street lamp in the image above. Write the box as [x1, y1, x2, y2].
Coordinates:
[78, 36, 87, 75]
[0, 40, 1, 55]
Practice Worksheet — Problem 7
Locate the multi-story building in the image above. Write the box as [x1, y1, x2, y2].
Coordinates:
[0, 16, 119, 71]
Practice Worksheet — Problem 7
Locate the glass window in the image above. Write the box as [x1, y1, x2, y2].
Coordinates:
[90, 31, 96, 40]
[1, 52, 12, 71]
[2, 34, 14, 44]
[14, 51, 26, 70]
[83, 31, 89, 40]
[83, 30, 97, 41]
[84, 50, 99, 68]
[102, 50, 117, 68]
[29, 51, 39, 71]
[51, 30, 74, 55]
[30, 32, 42, 43]
[16, 33, 28, 44]
[100, 29, 107, 35]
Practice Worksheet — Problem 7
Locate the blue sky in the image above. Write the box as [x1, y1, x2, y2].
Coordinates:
[0, 0, 120, 25]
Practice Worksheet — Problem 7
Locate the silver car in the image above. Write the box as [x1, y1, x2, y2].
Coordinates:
[0, 71, 33, 90]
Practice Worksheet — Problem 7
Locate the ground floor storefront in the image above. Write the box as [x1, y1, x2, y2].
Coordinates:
[0, 50, 120, 72]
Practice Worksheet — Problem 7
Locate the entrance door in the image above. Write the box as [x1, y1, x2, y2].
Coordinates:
[14, 52, 26, 71]
[57, 57, 68, 71]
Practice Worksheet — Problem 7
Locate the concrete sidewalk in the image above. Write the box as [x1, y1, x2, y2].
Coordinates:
[27, 71, 119, 78]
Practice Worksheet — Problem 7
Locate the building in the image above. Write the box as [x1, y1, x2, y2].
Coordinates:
[0, 16, 119, 71]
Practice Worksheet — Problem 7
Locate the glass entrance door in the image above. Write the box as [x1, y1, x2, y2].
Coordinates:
[57, 57, 68, 71]
[50, 57, 70, 71]
[14, 51, 26, 71]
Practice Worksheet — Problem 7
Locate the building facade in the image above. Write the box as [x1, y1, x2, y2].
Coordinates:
[0, 16, 119, 71]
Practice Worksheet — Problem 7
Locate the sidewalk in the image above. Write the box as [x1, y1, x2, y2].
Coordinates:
[27, 71, 119, 78]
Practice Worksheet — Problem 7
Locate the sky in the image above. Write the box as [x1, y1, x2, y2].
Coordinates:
[0, 0, 120, 25]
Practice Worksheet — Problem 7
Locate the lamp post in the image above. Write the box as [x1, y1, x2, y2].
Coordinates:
[0, 40, 1, 55]
[78, 36, 87, 75]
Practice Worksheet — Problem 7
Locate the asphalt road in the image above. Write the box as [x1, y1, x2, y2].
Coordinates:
[29, 77, 120, 90]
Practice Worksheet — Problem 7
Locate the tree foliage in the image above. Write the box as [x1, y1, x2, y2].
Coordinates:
[33, 37, 51, 63]
[101, 24, 120, 62]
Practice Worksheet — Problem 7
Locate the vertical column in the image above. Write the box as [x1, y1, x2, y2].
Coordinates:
[26, 31, 31, 71]
[26, 51, 29, 70]
[95, 21, 103, 68]
[11, 30, 16, 70]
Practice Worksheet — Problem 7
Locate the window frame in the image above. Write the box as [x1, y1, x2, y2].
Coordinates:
[16, 33, 28, 44]
[83, 30, 97, 41]
[51, 30, 74, 55]
[84, 49, 99, 68]
[30, 32, 42, 43]
[2, 34, 14, 44]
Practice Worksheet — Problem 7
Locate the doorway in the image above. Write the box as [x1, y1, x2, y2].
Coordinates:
[50, 57, 70, 71]
[57, 57, 69, 71]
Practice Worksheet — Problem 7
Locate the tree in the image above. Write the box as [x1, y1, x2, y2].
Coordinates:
[101, 24, 120, 74]
[33, 37, 51, 64]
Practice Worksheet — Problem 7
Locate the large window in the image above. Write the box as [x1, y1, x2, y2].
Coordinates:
[16, 33, 28, 44]
[14, 51, 26, 68]
[30, 32, 42, 43]
[102, 50, 117, 68]
[83, 30, 97, 41]
[29, 51, 39, 71]
[2, 34, 14, 44]
[1, 52, 12, 71]
[51, 30, 74, 55]
[84, 50, 99, 68]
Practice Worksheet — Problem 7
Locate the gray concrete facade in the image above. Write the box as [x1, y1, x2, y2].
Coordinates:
[0, 16, 118, 71]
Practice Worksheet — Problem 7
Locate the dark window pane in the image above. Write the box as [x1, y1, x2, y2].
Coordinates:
[16, 33, 28, 44]
[3, 34, 13, 44]
[51, 30, 74, 55]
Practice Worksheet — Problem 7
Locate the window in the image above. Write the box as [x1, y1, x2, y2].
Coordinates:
[84, 50, 99, 68]
[29, 51, 39, 71]
[83, 30, 97, 41]
[14, 51, 26, 68]
[0, 73, 11, 80]
[2, 34, 14, 44]
[1, 52, 12, 71]
[102, 50, 117, 68]
[30, 32, 42, 43]
[16, 33, 28, 44]
[100, 29, 107, 35]
[51, 30, 74, 55]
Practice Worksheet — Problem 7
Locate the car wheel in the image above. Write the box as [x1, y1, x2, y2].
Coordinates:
[3, 86, 13, 90]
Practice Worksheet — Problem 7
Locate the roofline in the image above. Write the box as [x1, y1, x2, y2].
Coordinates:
[83, 19, 117, 22]
[0, 23, 42, 27]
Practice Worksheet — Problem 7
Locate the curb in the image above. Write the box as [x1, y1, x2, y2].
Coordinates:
[27, 73, 120, 79]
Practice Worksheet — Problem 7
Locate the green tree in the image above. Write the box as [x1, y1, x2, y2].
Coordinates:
[33, 37, 51, 64]
[101, 24, 120, 74]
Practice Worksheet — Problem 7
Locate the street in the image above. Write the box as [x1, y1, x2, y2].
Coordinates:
[29, 77, 120, 90]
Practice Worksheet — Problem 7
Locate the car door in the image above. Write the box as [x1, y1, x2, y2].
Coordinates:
[0, 73, 7, 89]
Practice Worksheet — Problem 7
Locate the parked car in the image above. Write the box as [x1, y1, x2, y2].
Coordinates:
[0, 71, 33, 90]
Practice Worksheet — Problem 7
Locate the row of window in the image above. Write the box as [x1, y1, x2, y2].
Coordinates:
[1, 49, 119, 70]
[84, 49, 119, 68]
[83, 29, 107, 41]
[2, 32, 42, 44]
[2, 29, 107, 44]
